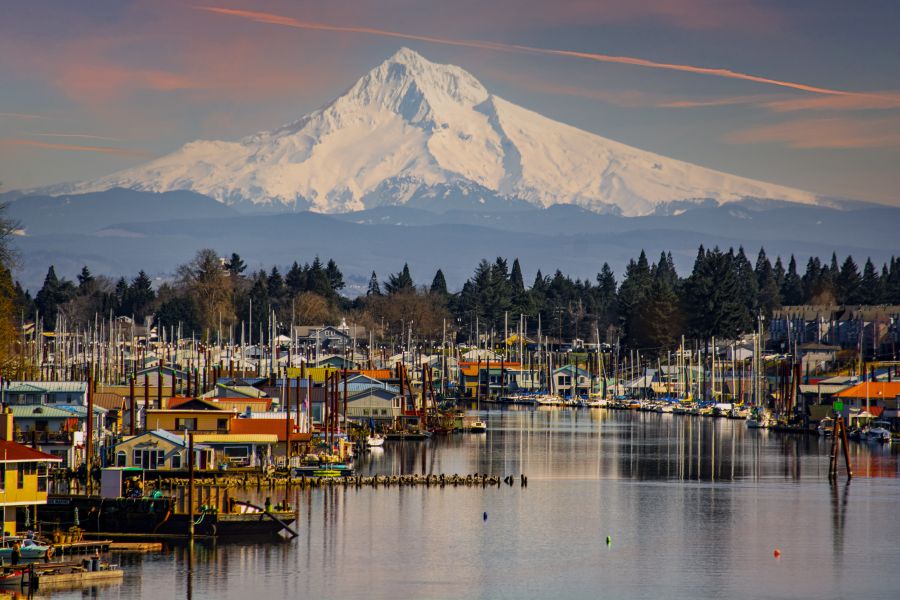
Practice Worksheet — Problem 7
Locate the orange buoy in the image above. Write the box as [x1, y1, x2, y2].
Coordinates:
[773, 549, 781, 558]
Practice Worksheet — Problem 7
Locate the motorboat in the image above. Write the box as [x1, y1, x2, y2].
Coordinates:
[865, 421, 892, 443]
[817, 417, 835, 437]
[0, 537, 54, 561]
[366, 434, 385, 447]
[469, 420, 487, 433]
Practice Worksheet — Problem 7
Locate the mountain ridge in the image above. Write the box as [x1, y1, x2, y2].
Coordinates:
[33, 47, 823, 217]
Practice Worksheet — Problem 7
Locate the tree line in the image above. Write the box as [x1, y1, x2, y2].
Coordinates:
[6, 240, 900, 355]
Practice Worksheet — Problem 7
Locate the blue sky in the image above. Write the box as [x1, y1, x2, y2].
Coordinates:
[1, 0, 899, 204]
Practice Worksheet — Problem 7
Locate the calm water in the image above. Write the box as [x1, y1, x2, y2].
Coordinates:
[48, 409, 900, 600]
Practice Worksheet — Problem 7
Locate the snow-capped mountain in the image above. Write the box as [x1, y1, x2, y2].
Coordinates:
[53, 47, 819, 216]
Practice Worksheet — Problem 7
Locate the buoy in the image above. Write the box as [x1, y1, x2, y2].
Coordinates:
[606, 536, 611, 545]
[483, 512, 488, 521]
[773, 549, 781, 558]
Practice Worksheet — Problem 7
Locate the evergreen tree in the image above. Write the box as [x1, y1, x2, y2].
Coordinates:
[306, 257, 333, 298]
[754, 249, 781, 319]
[225, 253, 246, 278]
[325, 259, 345, 293]
[267, 267, 284, 303]
[617, 250, 653, 346]
[886, 258, 900, 304]
[733, 247, 757, 331]
[285, 261, 305, 295]
[781, 256, 803, 305]
[366, 271, 382, 297]
[124, 270, 155, 320]
[385, 263, 415, 295]
[430, 269, 448, 296]
[34, 266, 76, 330]
[77, 266, 94, 290]
[859, 258, 882, 305]
[836, 256, 862, 305]
[510, 258, 525, 294]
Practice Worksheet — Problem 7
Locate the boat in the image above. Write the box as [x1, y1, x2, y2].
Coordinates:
[0, 537, 54, 561]
[292, 463, 354, 477]
[865, 421, 892, 443]
[747, 412, 771, 429]
[0, 568, 26, 587]
[39, 493, 296, 538]
[366, 434, 385, 447]
[384, 429, 432, 441]
[468, 420, 487, 433]
[817, 417, 835, 437]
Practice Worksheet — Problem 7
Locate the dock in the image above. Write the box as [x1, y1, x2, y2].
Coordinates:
[53, 540, 111, 557]
[108, 541, 163, 552]
[35, 568, 123, 591]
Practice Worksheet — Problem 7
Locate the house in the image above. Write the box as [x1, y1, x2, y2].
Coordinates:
[0, 409, 62, 536]
[191, 433, 278, 468]
[9, 404, 107, 467]
[346, 388, 403, 424]
[113, 429, 213, 470]
[92, 392, 127, 433]
[293, 321, 366, 352]
[1, 382, 88, 406]
[200, 383, 267, 400]
[145, 404, 234, 434]
[168, 396, 273, 414]
[553, 364, 594, 398]
[230, 419, 312, 461]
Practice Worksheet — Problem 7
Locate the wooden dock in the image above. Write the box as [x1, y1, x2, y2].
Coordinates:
[35, 568, 123, 591]
[53, 540, 111, 556]
[108, 542, 163, 552]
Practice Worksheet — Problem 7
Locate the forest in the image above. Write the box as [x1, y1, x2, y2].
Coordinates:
[5, 237, 900, 356]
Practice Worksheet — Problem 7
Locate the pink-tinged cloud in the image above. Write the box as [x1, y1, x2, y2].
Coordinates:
[0, 113, 45, 120]
[725, 117, 900, 149]
[196, 5, 855, 97]
[0, 138, 152, 157]
[27, 132, 122, 141]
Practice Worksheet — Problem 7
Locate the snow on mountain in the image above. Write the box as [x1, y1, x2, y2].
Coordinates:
[54, 47, 819, 216]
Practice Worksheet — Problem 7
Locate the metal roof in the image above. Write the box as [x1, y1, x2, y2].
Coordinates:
[192, 433, 278, 444]
[4, 382, 88, 393]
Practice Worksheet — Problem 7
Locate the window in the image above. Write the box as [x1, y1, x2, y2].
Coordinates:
[116, 451, 127, 467]
[175, 418, 198, 431]
[381, 409, 388, 416]
[17, 465, 24, 489]
[363, 409, 370, 416]
[133, 450, 142, 466]
[216, 418, 228, 432]
[37, 463, 48, 492]
[171, 453, 182, 469]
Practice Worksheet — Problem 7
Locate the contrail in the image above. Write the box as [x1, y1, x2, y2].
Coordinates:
[196, 5, 859, 97]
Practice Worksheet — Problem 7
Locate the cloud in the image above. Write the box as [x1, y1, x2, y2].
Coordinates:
[196, 5, 858, 97]
[725, 117, 900, 149]
[0, 113, 45, 120]
[25, 132, 123, 141]
[0, 138, 152, 157]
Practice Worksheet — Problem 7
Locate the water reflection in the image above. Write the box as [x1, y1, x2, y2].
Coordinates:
[357, 410, 899, 483]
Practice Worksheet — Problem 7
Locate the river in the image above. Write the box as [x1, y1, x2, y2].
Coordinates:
[49, 408, 900, 599]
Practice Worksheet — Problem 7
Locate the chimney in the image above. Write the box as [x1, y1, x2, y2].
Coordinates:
[0, 408, 13, 442]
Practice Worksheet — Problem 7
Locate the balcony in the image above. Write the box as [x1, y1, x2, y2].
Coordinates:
[14, 430, 75, 445]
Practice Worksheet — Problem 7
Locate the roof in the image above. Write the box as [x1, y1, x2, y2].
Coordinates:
[231, 418, 310, 442]
[0, 440, 62, 462]
[191, 433, 278, 444]
[165, 398, 228, 411]
[92, 393, 126, 410]
[834, 381, 900, 399]
[9, 405, 83, 419]
[4, 382, 87, 394]
[116, 429, 211, 449]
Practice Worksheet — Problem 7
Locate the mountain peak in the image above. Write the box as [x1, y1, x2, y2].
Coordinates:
[341, 47, 489, 120]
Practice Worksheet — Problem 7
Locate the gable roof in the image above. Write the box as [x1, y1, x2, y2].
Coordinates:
[115, 429, 211, 450]
[0, 440, 62, 463]
[4, 382, 87, 394]
[92, 392, 127, 411]
[9, 405, 83, 419]
[166, 397, 227, 411]
[835, 381, 900, 399]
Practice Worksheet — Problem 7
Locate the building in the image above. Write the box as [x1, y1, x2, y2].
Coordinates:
[1, 382, 87, 406]
[346, 389, 403, 424]
[833, 381, 900, 419]
[191, 433, 277, 468]
[113, 429, 213, 470]
[0, 410, 62, 536]
[145, 402, 234, 434]
[293, 321, 366, 353]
